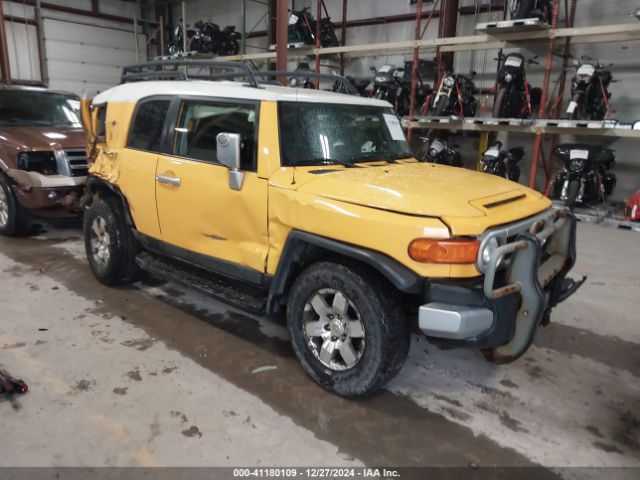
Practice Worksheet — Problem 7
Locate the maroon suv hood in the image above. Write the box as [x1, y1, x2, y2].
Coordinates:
[0, 126, 86, 151]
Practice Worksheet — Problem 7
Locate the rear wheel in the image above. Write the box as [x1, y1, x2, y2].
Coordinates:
[0, 173, 32, 237]
[83, 197, 139, 285]
[287, 261, 410, 397]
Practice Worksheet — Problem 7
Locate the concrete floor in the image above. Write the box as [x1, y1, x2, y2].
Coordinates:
[0, 221, 638, 474]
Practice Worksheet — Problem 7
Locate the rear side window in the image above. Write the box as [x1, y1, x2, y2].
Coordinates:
[127, 100, 170, 152]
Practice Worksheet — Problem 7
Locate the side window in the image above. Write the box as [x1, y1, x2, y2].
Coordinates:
[173, 100, 257, 171]
[94, 105, 107, 139]
[127, 100, 171, 152]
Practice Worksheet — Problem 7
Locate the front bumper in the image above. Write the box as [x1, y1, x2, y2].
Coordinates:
[419, 207, 584, 362]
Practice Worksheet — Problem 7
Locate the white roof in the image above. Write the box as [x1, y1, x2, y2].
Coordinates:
[93, 80, 392, 108]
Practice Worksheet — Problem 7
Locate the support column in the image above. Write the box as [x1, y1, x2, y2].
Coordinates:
[35, 0, 48, 83]
[438, 0, 459, 72]
[276, 0, 288, 82]
[0, 0, 11, 81]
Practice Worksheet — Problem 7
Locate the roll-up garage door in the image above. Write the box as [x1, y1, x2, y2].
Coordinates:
[43, 18, 145, 95]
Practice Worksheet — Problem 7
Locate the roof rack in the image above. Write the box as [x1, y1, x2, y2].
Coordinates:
[120, 59, 358, 95]
[121, 60, 260, 88]
[252, 71, 358, 95]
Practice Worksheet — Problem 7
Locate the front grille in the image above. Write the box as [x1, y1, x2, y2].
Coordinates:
[63, 149, 89, 177]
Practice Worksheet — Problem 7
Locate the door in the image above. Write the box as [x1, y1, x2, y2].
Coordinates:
[114, 98, 173, 240]
[155, 99, 268, 277]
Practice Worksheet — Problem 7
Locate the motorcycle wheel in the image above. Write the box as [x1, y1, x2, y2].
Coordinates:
[493, 86, 520, 119]
[431, 95, 449, 117]
[566, 180, 580, 210]
[511, 0, 536, 20]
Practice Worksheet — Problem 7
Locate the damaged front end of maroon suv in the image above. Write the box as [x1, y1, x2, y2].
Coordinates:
[0, 84, 88, 236]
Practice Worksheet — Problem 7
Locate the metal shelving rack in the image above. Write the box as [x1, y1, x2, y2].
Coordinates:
[155, 0, 640, 200]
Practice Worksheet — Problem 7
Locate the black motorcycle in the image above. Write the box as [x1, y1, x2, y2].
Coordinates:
[332, 74, 370, 96]
[481, 141, 525, 182]
[197, 21, 241, 56]
[372, 65, 404, 106]
[395, 60, 434, 116]
[288, 7, 338, 47]
[550, 144, 617, 209]
[420, 138, 463, 167]
[430, 72, 478, 117]
[510, 0, 552, 22]
[289, 63, 315, 89]
[493, 51, 541, 119]
[166, 23, 203, 54]
[565, 57, 614, 120]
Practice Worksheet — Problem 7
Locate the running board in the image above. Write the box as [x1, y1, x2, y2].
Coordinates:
[136, 252, 267, 315]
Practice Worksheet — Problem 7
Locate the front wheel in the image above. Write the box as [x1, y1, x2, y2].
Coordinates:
[287, 261, 409, 397]
[511, 0, 535, 19]
[83, 197, 139, 285]
[493, 86, 520, 118]
[0, 173, 32, 237]
[565, 180, 580, 210]
[431, 94, 449, 116]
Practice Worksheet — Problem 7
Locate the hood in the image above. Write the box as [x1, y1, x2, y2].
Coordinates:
[294, 162, 549, 221]
[0, 126, 86, 152]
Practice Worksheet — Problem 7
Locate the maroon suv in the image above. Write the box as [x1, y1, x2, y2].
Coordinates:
[0, 85, 88, 236]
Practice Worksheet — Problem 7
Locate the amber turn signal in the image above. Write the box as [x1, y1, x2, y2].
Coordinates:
[408, 238, 480, 264]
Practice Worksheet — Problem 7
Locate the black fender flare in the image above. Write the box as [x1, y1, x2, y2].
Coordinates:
[265, 230, 423, 316]
[82, 175, 136, 228]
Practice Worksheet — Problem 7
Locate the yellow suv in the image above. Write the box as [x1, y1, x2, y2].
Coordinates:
[81, 61, 583, 397]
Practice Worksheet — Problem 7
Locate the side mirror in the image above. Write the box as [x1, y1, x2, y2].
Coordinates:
[216, 132, 244, 191]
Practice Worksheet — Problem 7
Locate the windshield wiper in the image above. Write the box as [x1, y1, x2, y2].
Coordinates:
[294, 158, 360, 168]
[351, 152, 415, 164]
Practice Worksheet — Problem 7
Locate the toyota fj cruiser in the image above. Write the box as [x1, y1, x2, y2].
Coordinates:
[80, 62, 583, 397]
[0, 84, 88, 236]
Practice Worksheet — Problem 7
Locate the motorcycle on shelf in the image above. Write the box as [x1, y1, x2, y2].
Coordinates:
[372, 65, 404, 106]
[550, 144, 617, 209]
[166, 23, 202, 55]
[510, 0, 552, 22]
[419, 138, 463, 167]
[288, 5, 339, 47]
[429, 71, 478, 118]
[289, 63, 315, 89]
[480, 141, 525, 182]
[566, 56, 615, 120]
[196, 22, 241, 56]
[331, 73, 370, 96]
[396, 60, 434, 117]
[166, 21, 240, 56]
[493, 51, 541, 119]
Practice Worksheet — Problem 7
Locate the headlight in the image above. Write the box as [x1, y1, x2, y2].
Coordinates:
[444, 76, 455, 87]
[504, 73, 513, 83]
[480, 236, 500, 268]
[569, 159, 585, 173]
[17, 151, 58, 175]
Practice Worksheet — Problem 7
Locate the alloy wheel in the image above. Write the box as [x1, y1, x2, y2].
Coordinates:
[302, 288, 366, 371]
[0, 186, 8, 228]
[89, 216, 111, 267]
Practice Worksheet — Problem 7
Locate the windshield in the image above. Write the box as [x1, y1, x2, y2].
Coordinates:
[0, 90, 81, 127]
[278, 102, 413, 167]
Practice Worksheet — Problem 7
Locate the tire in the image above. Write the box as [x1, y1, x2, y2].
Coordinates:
[83, 197, 139, 286]
[511, 0, 535, 19]
[493, 86, 519, 118]
[566, 180, 580, 210]
[431, 94, 449, 116]
[0, 173, 32, 237]
[286, 261, 410, 398]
